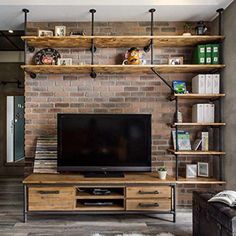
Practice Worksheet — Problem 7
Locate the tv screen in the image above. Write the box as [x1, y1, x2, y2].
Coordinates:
[57, 114, 151, 172]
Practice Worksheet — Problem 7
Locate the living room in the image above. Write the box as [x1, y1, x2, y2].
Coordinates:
[0, 0, 236, 235]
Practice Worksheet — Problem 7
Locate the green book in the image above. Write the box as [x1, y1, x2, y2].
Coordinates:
[212, 44, 220, 64]
[205, 44, 212, 64]
[194, 45, 205, 64]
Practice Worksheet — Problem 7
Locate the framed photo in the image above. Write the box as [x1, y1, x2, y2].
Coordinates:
[186, 164, 197, 178]
[169, 57, 184, 65]
[172, 80, 187, 94]
[197, 162, 209, 177]
[55, 26, 66, 36]
[57, 58, 72, 66]
[38, 30, 53, 37]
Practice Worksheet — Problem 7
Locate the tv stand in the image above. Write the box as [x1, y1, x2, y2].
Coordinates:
[23, 172, 176, 223]
[84, 171, 124, 178]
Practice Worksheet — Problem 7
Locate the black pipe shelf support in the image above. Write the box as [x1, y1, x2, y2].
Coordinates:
[90, 9, 97, 79]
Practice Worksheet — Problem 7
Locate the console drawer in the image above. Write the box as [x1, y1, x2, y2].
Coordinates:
[126, 199, 171, 211]
[126, 186, 171, 199]
[28, 187, 74, 211]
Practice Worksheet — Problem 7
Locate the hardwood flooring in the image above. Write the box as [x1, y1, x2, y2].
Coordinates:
[0, 177, 192, 236]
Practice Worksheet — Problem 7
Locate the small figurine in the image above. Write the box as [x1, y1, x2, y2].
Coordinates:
[195, 21, 208, 35]
[122, 47, 146, 65]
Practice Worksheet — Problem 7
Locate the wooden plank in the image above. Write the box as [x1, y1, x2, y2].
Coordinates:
[168, 149, 226, 155]
[172, 122, 226, 126]
[23, 173, 175, 184]
[126, 199, 171, 211]
[75, 203, 125, 211]
[126, 186, 171, 199]
[174, 93, 225, 99]
[21, 64, 225, 75]
[177, 177, 226, 184]
[22, 35, 225, 48]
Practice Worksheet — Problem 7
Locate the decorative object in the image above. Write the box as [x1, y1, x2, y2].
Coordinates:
[186, 164, 197, 178]
[158, 166, 167, 180]
[172, 81, 187, 94]
[192, 138, 202, 150]
[176, 110, 183, 123]
[70, 31, 85, 36]
[58, 58, 73, 65]
[195, 21, 207, 35]
[55, 26, 66, 36]
[172, 130, 191, 150]
[168, 57, 183, 65]
[38, 30, 53, 37]
[183, 22, 192, 36]
[34, 48, 61, 65]
[197, 162, 209, 177]
[208, 190, 236, 207]
[122, 47, 146, 65]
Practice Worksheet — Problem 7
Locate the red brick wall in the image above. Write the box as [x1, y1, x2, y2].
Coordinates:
[24, 21, 222, 207]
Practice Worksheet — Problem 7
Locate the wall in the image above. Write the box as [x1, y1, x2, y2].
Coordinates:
[24, 21, 221, 207]
[213, 1, 236, 190]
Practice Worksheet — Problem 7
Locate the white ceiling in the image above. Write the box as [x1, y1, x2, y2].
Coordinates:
[0, 0, 234, 30]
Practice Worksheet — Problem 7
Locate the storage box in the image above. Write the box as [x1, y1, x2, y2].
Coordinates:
[212, 44, 220, 64]
[195, 45, 206, 64]
[201, 132, 209, 151]
[205, 44, 212, 64]
[193, 191, 236, 236]
[212, 74, 220, 94]
[204, 104, 215, 122]
[192, 104, 204, 122]
[205, 74, 213, 94]
[192, 74, 206, 94]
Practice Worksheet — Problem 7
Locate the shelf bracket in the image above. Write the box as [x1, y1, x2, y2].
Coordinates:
[89, 9, 97, 79]
[29, 72, 37, 79]
[27, 45, 35, 53]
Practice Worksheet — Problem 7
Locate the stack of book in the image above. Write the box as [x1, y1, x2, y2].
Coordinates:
[194, 44, 220, 64]
[192, 103, 215, 123]
[192, 74, 220, 94]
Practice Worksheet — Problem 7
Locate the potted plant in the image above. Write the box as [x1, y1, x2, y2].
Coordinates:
[183, 22, 192, 36]
[158, 166, 167, 180]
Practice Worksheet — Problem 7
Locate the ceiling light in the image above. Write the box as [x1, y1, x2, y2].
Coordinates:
[8, 30, 14, 34]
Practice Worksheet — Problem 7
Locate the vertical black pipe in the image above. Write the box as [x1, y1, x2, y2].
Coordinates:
[22, 9, 29, 65]
[175, 97, 179, 180]
[217, 8, 224, 181]
[90, 9, 96, 65]
[149, 8, 156, 65]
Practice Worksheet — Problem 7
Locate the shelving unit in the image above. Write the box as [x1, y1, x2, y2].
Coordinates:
[172, 122, 226, 127]
[168, 149, 226, 155]
[171, 93, 225, 100]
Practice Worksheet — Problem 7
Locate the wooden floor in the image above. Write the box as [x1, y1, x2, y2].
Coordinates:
[0, 177, 192, 236]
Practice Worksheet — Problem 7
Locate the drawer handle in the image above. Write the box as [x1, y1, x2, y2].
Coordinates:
[37, 190, 60, 194]
[138, 190, 159, 195]
[139, 202, 159, 208]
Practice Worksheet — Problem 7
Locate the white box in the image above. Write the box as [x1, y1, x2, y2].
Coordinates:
[203, 104, 215, 122]
[192, 74, 206, 94]
[192, 104, 204, 123]
[205, 74, 213, 94]
[212, 74, 220, 94]
[201, 132, 209, 151]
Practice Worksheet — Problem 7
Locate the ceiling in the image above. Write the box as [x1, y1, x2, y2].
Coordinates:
[0, 0, 234, 30]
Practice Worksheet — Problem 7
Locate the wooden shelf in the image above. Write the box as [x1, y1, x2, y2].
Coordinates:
[172, 122, 226, 127]
[75, 194, 124, 200]
[75, 203, 124, 211]
[22, 35, 224, 48]
[173, 93, 225, 99]
[168, 149, 225, 155]
[176, 177, 226, 184]
[21, 64, 225, 75]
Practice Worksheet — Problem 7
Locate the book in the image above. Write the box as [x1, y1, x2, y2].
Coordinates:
[201, 132, 209, 151]
[211, 44, 220, 64]
[203, 104, 215, 122]
[172, 81, 187, 94]
[192, 74, 206, 94]
[212, 74, 220, 94]
[205, 44, 212, 64]
[192, 104, 204, 122]
[205, 74, 213, 93]
[192, 138, 202, 150]
[195, 45, 205, 64]
[172, 130, 191, 151]
[208, 190, 236, 207]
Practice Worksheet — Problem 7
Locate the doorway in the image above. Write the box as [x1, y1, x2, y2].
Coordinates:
[6, 96, 25, 163]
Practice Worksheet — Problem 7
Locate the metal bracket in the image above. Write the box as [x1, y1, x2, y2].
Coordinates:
[29, 72, 37, 79]
[27, 45, 35, 53]
[148, 8, 156, 65]
[143, 41, 152, 53]
[90, 70, 97, 79]
[89, 9, 96, 78]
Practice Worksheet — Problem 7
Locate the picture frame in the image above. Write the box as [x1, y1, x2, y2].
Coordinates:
[57, 58, 72, 66]
[197, 162, 209, 177]
[38, 30, 54, 37]
[55, 26, 66, 36]
[169, 57, 184, 65]
[172, 80, 187, 94]
[186, 164, 197, 178]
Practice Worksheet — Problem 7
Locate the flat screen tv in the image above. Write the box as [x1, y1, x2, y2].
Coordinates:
[57, 114, 151, 174]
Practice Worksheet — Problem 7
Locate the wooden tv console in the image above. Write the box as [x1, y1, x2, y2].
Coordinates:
[23, 173, 176, 222]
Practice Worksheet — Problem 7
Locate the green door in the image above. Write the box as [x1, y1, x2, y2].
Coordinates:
[14, 96, 25, 162]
